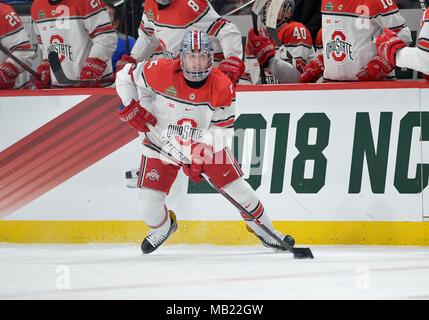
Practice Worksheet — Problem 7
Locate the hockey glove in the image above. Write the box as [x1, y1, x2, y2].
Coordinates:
[375, 28, 408, 67]
[218, 56, 245, 86]
[299, 54, 324, 83]
[356, 53, 393, 81]
[294, 58, 306, 74]
[0, 62, 19, 89]
[118, 99, 157, 133]
[34, 59, 51, 89]
[115, 54, 137, 73]
[80, 57, 107, 84]
[247, 28, 276, 68]
[182, 142, 213, 183]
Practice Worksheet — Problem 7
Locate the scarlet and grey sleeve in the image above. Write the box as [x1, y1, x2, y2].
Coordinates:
[395, 9, 429, 74]
[115, 61, 156, 112]
[200, 87, 236, 153]
[0, 6, 33, 73]
[206, 15, 243, 62]
[130, 13, 161, 62]
[374, 1, 412, 45]
[83, 4, 117, 62]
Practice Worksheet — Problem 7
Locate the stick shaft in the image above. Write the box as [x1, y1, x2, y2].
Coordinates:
[0, 42, 40, 80]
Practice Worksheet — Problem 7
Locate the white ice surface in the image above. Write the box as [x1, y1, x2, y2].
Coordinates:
[0, 244, 428, 300]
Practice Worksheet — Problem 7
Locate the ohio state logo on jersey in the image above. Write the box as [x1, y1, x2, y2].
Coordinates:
[325, 30, 353, 63]
[50, 34, 73, 63]
[167, 118, 202, 146]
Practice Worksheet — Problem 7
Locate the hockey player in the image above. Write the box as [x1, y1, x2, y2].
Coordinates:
[0, 2, 32, 89]
[245, 0, 312, 84]
[115, 30, 295, 254]
[119, 0, 245, 187]
[31, 0, 117, 88]
[373, 1, 429, 80]
[115, 0, 245, 87]
[299, 0, 412, 83]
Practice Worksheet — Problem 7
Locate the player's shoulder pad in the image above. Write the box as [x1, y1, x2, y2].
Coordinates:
[79, 0, 107, 17]
[144, 0, 209, 26]
[142, 58, 179, 88]
[373, 0, 399, 15]
[0, 3, 23, 35]
[278, 21, 313, 47]
[209, 68, 235, 108]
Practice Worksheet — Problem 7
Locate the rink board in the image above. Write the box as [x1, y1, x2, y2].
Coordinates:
[1, 82, 429, 244]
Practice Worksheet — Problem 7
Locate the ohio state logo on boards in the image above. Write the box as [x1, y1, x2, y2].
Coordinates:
[167, 118, 202, 146]
[325, 30, 353, 62]
[50, 35, 73, 63]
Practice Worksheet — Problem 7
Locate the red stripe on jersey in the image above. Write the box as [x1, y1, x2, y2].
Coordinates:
[11, 43, 32, 52]
[213, 118, 234, 128]
[208, 19, 227, 36]
[214, 53, 225, 60]
[418, 39, 429, 50]
[90, 25, 114, 39]
[128, 67, 135, 83]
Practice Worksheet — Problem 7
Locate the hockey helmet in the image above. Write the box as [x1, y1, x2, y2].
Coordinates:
[180, 30, 214, 82]
[154, 0, 175, 5]
[260, 0, 295, 27]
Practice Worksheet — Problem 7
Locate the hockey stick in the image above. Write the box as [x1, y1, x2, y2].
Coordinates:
[48, 46, 115, 86]
[0, 42, 41, 80]
[265, 0, 293, 63]
[144, 123, 314, 259]
[0, 42, 67, 88]
[251, 0, 268, 84]
[225, 0, 255, 16]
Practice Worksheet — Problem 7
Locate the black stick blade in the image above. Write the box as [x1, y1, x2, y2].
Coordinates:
[292, 248, 314, 259]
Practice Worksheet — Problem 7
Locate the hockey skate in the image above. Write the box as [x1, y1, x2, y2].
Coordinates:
[125, 169, 139, 188]
[141, 210, 178, 254]
[247, 225, 295, 250]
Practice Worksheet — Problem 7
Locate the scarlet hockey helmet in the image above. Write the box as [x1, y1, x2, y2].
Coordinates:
[260, 0, 295, 27]
[155, 0, 174, 5]
[180, 30, 214, 82]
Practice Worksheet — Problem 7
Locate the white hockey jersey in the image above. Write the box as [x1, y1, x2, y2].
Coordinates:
[396, 8, 429, 75]
[245, 22, 315, 84]
[131, 0, 243, 67]
[115, 59, 236, 163]
[31, 0, 117, 86]
[321, 0, 412, 81]
[0, 3, 32, 89]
